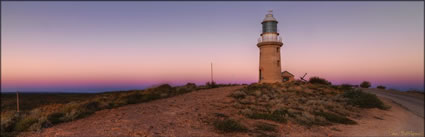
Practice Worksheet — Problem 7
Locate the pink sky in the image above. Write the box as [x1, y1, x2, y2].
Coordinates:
[1, 2, 423, 92]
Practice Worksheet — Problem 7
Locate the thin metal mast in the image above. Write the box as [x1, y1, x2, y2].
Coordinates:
[211, 62, 214, 83]
[16, 90, 20, 113]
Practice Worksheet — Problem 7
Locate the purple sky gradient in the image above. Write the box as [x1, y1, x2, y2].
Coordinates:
[1, 2, 424, 92]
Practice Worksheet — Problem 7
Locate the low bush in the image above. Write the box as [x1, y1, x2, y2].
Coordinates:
[309, 77, 332, 85]
[255, 122, 277, 132]
[213, 119, 247, 132]
[206, 81, 218, 88]
[343, 89, 388, 110]
[247, 111, 287, 123]
[14, 116, 38, 131]
[155, 84, 174, 93]
[360, 81, 371, 88]
[313, 111, 356, 125]
[47, 112, 65, 124]
[339, 84, 354, 91]
[142, 93, 161, 102]
[126, 93, 144, 104]
[1, 111, 17, 132]
[377, 85, 386, 89]
[185, 82, 197, 88]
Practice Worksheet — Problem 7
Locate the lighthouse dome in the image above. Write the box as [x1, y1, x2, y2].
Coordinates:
[261, 10, 278, 33]
[263, 11, 277, 22]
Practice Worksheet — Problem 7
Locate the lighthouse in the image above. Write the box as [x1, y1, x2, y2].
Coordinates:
[258, 10, 283, 83]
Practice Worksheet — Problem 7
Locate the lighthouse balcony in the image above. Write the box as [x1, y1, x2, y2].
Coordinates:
[257, 36, 283, 47]
[257, 36, 282, 43]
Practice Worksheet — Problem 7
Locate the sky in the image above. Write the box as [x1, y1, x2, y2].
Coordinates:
[1, 2, 424, 92]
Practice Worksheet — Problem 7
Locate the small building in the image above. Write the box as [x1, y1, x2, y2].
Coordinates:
[281, 71, 294, 82]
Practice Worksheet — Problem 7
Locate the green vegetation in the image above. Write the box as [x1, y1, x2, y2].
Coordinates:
[47, 112, 65, 125]
[247, 112, 287, 123]
[308, 77, 332, 85]
[360, 81, 371, 88]
[377, 85, 386, 89]
[255, 122, 277, 132]
[13, 116, 38, 132]
[1, 93, 96, 112]
[246, 109, 290, 123]
[206, 81, 218, 88]
[343, 89, 389, 110]
[1, 82, 237, 137]
[339, 84, 354, 91]
[213, 118, 247, 132]
[313, 111, 356, 125]
[227, 80, 389, 133]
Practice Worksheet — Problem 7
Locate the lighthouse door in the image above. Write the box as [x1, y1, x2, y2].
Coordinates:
[259, 69, 262, 80]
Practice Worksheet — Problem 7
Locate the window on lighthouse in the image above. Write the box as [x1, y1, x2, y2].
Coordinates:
[277, 60, 280, 66]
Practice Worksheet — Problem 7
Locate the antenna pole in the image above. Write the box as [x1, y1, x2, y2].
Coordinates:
[211, 62, 214, 83]
[16, 90, 20, 113]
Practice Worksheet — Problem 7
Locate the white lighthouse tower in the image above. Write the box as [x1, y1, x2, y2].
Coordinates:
[257, 10, 284, 83]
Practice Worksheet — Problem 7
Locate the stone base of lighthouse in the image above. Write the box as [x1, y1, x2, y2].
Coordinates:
[258, 41, 283, 83]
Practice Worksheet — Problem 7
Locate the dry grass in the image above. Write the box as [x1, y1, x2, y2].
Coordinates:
[1, 83, 241, 137]
[229, 81, 375, 129]
[213, 118, 247, 133]
[222, 80, 391, 137]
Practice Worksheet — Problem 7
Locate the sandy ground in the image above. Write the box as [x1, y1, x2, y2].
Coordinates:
[363, 88, 424, 118]
[19, 86, 243, 137]
[19, 86, 424, 137]
[332, 97, 424, 137]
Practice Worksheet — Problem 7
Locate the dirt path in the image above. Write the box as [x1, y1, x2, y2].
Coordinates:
[20, 86, 243, 137]
[332, 97, 424, 136]
[20, 86, 424, 137]
[363, 88, 424, 118]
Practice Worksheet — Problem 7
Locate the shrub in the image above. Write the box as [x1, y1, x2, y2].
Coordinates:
[126, 93, 144, 104]
[1, 111, 17, 132]
[14, 116, 38, 131]
[243, 84, 273, 93]
[142, 93, 161, 102]
[377, 85, 386, 89]
[154, 84, 175, 95]
[213, 119, 247, 132]
[339, 84, 353, 91]
[360, 81, 371, 88]
[184, 83, 197, 91]
[206, 81, 219, 88]
[176, 88, 190, 95]
[231, 91, 247, 99]
[343, 89, 388, 110]
[82, 101, 100, 112]
[309, 77, 332, 85]
[247, 111, 287, 123]
[255, 122, 277, 132]
[47, 112, 65, 124]
[313, 111, 356, 125]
